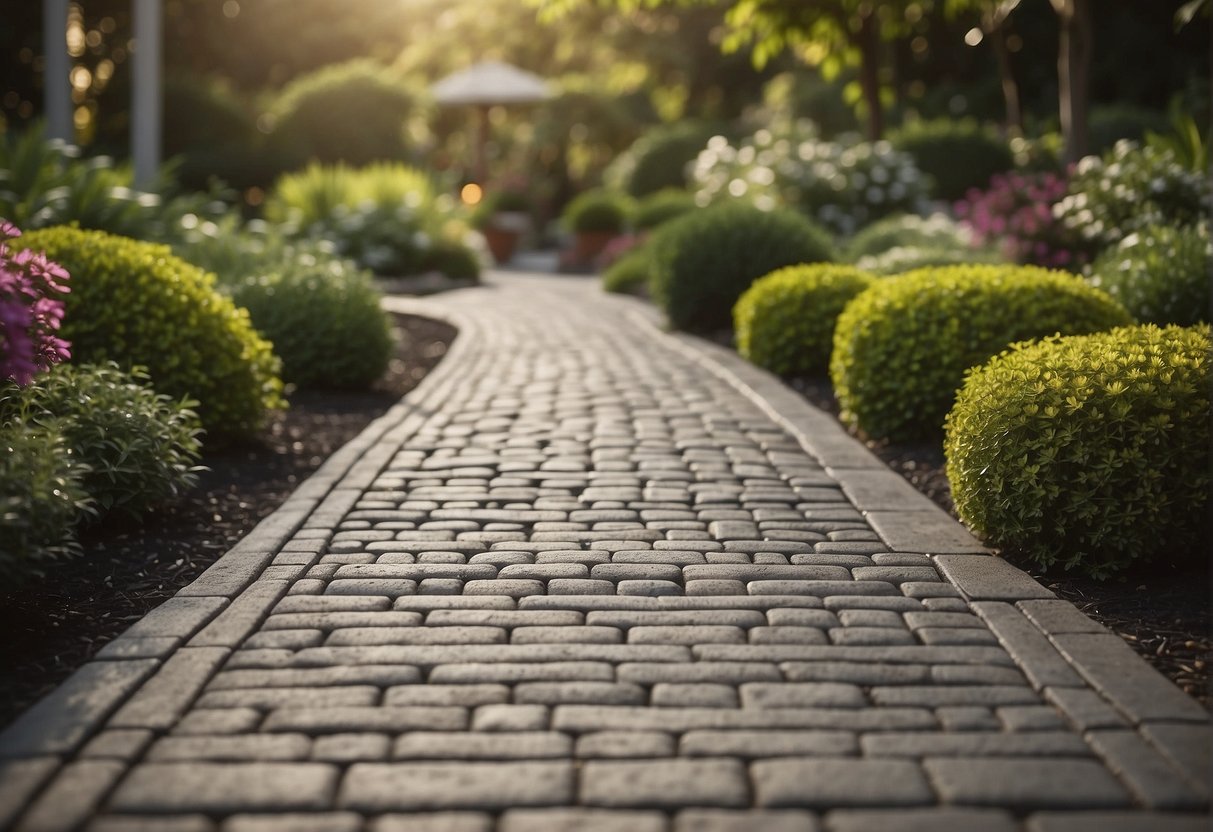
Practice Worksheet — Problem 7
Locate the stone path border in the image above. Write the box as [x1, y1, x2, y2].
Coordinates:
[0, 272, 1207, 831]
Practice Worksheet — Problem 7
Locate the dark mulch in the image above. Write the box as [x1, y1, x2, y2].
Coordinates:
[0, 313, 457, 730]
[788, 374, 1212, 709]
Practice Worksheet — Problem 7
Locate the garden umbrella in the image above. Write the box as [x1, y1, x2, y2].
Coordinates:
[431, 61, 551, 181]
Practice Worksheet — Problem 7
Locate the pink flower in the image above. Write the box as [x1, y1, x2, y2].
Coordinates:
[0, 219, 72, 385]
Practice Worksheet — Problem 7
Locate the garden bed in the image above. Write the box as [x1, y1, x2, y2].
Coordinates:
[789, 374, 1211, 710]
[0, 312, 457, 729]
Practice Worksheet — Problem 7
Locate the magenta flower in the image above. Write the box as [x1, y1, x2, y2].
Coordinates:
[1, 220, 72, 386]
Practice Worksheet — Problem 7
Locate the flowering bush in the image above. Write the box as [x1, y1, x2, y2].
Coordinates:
[954, 171, 1084, 270]
[845, 213, 974, 260]
[690, 119, 929, 236]
[854, 245, 1005, 276]
[1053, 140, 1210, 253]
[1088, 224, 1210, 326]
[0, 221, 71, 386]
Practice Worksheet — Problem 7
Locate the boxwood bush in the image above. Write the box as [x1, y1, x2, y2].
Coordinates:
[562, 189, 632, 234]
[16, 227, 284, 435]
[605, 121, 720, 197]
[888, 119, 1014, 202]
[845, 213, 973, 261]
[1087, 224, 1210, 326]
[0, 417, 92, 579]
[734, 264, 874, 376]
[602, 246, 652, 295]
[225, 259, 393, 389]
[3, 363, 203, 519]
[633, 189, 697, 232]
[648, 202, 836, 332]
[945, 324, 1211, 577]
[831, 265, 1134, 441]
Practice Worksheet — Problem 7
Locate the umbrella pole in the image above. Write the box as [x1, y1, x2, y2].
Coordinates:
[476, 105, 490, 184]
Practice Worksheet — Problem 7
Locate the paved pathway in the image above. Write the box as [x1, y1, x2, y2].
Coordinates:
[1, 272, 1209, 831]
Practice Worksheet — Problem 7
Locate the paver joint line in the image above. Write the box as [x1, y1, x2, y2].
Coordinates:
[2, 272, 1206, 829]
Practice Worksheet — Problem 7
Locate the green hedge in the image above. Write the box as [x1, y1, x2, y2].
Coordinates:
[562, 189, 632, 234]
[888, 119, 1014, 202]
[946, 324, 1211, 577]
[734, 264, 874, 376]
[17, 227, 284, 435]
[606, 121, 720, 197]
[648, 202, 836, 332]
[1088, 224, 1210, 326]
[633, 189, 698, 232]
[602, 246, 652, 295]
[830, 265, 1134, 441]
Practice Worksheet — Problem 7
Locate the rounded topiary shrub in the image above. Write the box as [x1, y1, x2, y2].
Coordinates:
[946, 324, 1211, 577]
[17, 227, 284, 435]
[888, 119, 1014, 202]
[602, 247, 652, 295]
[606, 121, 720, 197]
[830, 265, 1134, 441]
[226, 259, 394, 389]
[649, 202, 836, 332]
[734, 264, 875, 376]
[562, 189, 632, 234]
[633, 189, 697, 232]
[1088, 224, 1210, 326]
[845, 213, 973, 261]
[6, 363, 203, 519]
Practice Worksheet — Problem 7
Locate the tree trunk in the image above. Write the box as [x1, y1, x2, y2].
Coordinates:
[856, 11, 884, 141]
[990, 24, 1023, 138]
[1055, 0, 1093, 164]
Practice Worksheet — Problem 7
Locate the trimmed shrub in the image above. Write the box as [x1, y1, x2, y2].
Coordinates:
[0, 417, 92, 579]
[830, 265, 1134, 441]
[16, 227, 284, 435]
[648, 202, 836, 332]
[268, 59, 421, 166]
[854, 245, 1005, 276]
[562, 189, 632, 234]
[734, 264, 874, 376]
[633, 189, 697, 232]
[1089, 104, 1170, 154]
[605, 121, 720, 197]
[602, 246, 652, 295]
[889, 119, 1014, 202]
[845, 213, 973, 261]
[226, 260, 394, 389]
[1053, 141, 1209, 254]
[4, 363, 202, 519]
[1088, 224, 1211, 326]
[945, 324, 1211, 577]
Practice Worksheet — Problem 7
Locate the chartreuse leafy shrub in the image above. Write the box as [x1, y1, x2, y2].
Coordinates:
[266, 162, 478, 279]
[225, 260, 393, 389]
[562, 189, 632, 234]
[945, 324, 1211, 577]
[830, 265, 1134, 441]
[649, 202, 836, 332]
[0, 417, 92, 579]
[15, 227, 284, 435]
[888, 119, 1014, 202]
[3, 363, 202, 520]
[735, 265, 874, 376]
[1088, 224, 1211, 327]
[633, 189, 697, 232]
[1053, 141, 1210, 254]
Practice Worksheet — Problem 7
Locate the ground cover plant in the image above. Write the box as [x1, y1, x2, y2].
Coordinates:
[15, 226, 284, 435]
[830, 264, 1134, 441]
[734, 264, 873, 376]
[946, 324, 1211, 577]
[648, 201, 835, 332]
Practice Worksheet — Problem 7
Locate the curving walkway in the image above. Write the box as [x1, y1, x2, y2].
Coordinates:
[0, 271, 1208, 832]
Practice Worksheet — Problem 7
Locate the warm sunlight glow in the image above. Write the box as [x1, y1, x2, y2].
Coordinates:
[461, 183, 484, 205]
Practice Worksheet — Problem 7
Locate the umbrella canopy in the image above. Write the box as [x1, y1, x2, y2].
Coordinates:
[431, 60, 550, 107]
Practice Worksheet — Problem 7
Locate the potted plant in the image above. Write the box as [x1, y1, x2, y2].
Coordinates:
[473, 189, 532, 265]
[561, 188, 631, 266]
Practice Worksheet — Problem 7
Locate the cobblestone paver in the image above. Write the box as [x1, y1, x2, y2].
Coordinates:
[1, 272, 1209, 831]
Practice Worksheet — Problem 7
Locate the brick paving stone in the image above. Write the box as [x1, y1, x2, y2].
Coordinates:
[262, 706, 467, 734]
[392, 732, 572, 759]
[581, 758, 749, 809]
[740, 682, 866, 709]
[681, 729, 857, 758]
[110, 762, 339, 813]
[172, 708, 262, 735]
[311, 733, 391, 762]
[652, 683, 738, 708]
[1026, 812, 1211, 832]
[78, 728, 155, 760]
[575, 731, 676, 758]
[147, 734, 312, 762]
[924, 758, 1130, 809]
[339, 761, 575, 811]
[516, 682, 647, 706]
[499, 809, 668, 832]
[753, 758, 934, 808]
[824, 809, 1017, 832]
[195, 685, 380, 710]
[971, 602, 1085, 690]
[860, 731, 1091, 757]
[935, 707, 1000, 731]
[85, 817, 215, 832]
[1139, 722, 1213, 789]
[370, 813, 492, 832]
[208, 666, 421, 689]
[1083, 730, 1209, 810]
[222, 814, 363, 832]
[12, 759, 124, 832]
[673, 810, 818, 832]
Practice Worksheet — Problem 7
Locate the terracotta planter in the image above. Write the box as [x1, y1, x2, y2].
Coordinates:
[483, 227, 520, 264]
[573, 230, 617, 264]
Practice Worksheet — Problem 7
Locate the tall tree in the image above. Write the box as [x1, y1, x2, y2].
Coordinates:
[947, 0, 1024, 136]
[1050, 0, 1092, 162]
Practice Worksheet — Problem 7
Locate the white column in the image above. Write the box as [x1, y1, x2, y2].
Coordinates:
[42, 0, 72, 141]
[132, 0, 162, 188]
